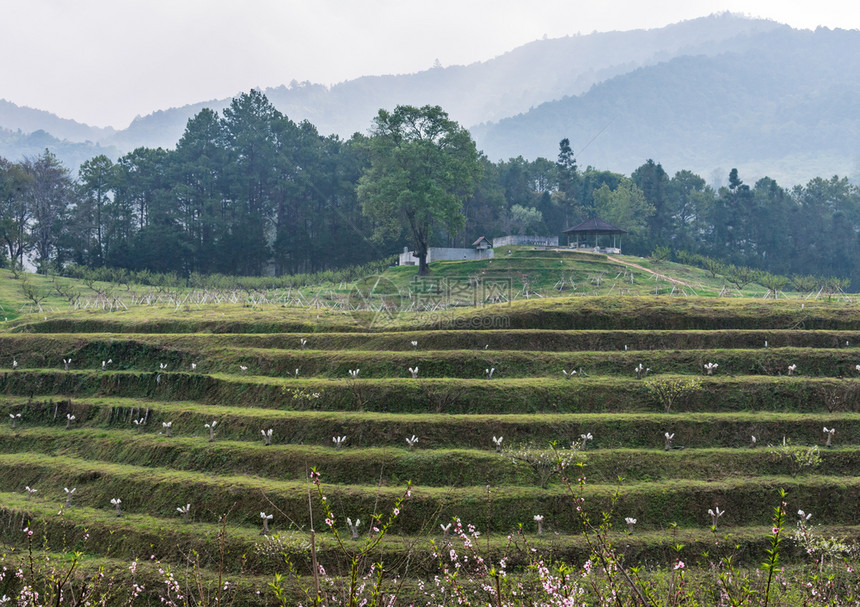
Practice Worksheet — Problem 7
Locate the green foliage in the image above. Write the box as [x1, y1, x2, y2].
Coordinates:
[505, 441, 582, 488]
[767, 439, 822, 477]
[644, 376, 703, 412]
[357, 105, 481, 274]
[650, 245, 671, 264]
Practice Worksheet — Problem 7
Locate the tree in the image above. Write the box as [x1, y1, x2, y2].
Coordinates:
[357, 105, 481, 275]
[0, 157, 32, 270]
[26, 150, 74, 273]
[220, 90, 283, 275]
[76, 155, 115, 266]
[632, 159, 669, 243]
[556, 138, 580, 225]
[593, 178, 654, 235]
[509, 204, 544, 235]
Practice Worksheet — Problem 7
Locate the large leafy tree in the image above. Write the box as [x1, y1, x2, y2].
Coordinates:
[357, 105, 481, 274]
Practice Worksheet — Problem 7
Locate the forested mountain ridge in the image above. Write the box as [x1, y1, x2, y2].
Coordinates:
[473, 25, 860, 184]
[0, 14, 783, 167]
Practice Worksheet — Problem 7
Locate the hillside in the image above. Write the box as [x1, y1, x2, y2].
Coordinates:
[473, 26, 860, 183]
[0, 14, 784, 168]
[1, 272, 860, 602]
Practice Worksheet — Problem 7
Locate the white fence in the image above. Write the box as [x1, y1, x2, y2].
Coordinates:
[398, 247, 495, 266]
[492, 235, 559, 247]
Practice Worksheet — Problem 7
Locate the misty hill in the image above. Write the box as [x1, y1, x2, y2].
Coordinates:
[0, 13, 781, 166]
[0, 99, 115, 143]
[0, 127, 119, 173]
[472, 26, 860, 184]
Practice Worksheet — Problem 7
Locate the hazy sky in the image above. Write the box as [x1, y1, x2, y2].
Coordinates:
[3, 0, 859, 128]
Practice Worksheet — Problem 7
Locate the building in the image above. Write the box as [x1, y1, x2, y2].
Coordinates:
[562, 217, 627, 253]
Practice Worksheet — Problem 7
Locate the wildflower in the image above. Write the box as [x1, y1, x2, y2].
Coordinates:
[579, 432, 593, 450]
[708, 506, 725, 529]
[346, 517, 361, 539]
[533, 514, 544, 535]
[674, 560, 685, 570]
[260, 512, 273, 535]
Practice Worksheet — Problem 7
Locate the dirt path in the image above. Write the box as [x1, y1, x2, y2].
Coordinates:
[605, 256, 695, 289]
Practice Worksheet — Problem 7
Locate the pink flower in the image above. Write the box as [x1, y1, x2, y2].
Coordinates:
[674, 560, 685, 570]
[772, 527, 779, 534]
[393, 508, 400, 516]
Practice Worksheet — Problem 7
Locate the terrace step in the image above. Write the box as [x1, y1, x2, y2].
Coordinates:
[0, 493, 850, 575]
[2, 328, 859, 354]
[0, 453, 856, 533]
[0, 426, 856, 486]
[1, 396, 858, 448]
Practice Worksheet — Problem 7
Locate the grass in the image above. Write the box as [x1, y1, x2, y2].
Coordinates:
[2, 254, 860, 602]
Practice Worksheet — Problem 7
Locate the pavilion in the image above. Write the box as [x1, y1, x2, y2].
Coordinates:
[562, 217, 627, 253]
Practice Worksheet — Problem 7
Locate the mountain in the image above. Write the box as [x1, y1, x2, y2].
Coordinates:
[1, 13, 857, 184]
[0, 99, 115, 142]
[0, 14, 782, 165]
[472, 26, 860, 184]
[100, 13, 781, 149]
[0, 127, 119, 172]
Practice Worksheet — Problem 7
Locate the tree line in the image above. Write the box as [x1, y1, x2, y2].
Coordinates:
[1, 90, 859, 286]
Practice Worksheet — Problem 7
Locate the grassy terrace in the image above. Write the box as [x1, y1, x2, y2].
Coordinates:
[1, 260, 860, 602]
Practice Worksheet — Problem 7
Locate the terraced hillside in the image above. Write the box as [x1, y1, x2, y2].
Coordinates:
[1, 297, 860, 603]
